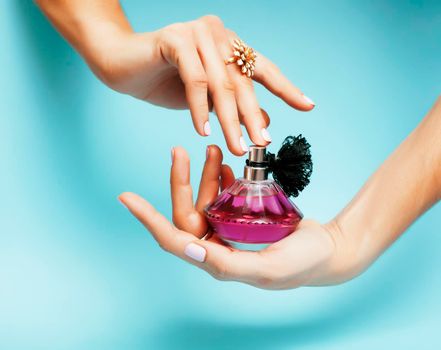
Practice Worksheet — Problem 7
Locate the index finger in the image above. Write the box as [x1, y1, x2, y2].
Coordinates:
[195, 145, 224, 213]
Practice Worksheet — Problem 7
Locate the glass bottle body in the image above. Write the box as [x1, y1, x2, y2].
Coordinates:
[204, 178, 302, 245]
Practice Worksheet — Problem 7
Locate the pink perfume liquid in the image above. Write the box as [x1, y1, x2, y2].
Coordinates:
[205, 179, 303, 244]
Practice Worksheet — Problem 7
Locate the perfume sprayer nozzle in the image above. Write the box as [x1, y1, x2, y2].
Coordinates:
[244, 145, 269, 181]
[248, 146, 267, 163]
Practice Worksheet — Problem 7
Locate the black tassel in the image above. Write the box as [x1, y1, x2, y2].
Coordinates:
[267, 135, 313, 197]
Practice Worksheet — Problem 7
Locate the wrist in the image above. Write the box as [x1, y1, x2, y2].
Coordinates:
[86, 31, 159, 94]
[321, 218, 370, 284]
[76, 21, 134, 74]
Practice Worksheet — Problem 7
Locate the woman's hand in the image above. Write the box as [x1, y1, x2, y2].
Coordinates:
[119, 146, 351, 290]
[36, 1, 315, 155]
[91, 15, 315, 155]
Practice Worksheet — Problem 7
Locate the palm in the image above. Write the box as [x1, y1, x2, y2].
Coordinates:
[257, 220, 334, 288]
[186, 209, 334, 288]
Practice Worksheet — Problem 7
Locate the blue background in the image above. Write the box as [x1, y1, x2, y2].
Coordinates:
[1, 0, 441, 349]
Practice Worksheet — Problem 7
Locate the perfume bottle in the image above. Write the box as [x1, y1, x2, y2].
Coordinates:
[205, 135, 312, 249]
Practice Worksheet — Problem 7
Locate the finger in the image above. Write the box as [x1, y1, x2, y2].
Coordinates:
[193, 19, 246, 155]
[253, 53, 315, 111]
[220, 164, 235, 191]
[195, 145, 223, 213]
[233, 75, 272, 145]
[210, 29, 269, 146]
[119, 192, 191, 254]
[239, 108, 270, 127]
[170, 147, 206, 236]
[170, 146, 193, 219]
[119, 191, 268, 284]
[260, 108, 271, 127]
[224, 56, 270, 145]
[168, 38, 211, 136]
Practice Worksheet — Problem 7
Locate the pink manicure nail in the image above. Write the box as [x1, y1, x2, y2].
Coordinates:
[239, 136, 248, 153]
[302, 94, 315, 106]
[203, 121, 211, 136]
[184, 243, 206, 262]
[261, 128, 272, 142]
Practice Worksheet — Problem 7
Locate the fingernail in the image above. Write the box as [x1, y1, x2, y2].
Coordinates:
[302, 94, 315, 106]
[171, 147, 175, 163]
[261, 128, 272, 142]
[206, 145, 210, 159]
[184, 242, 206, 262]
[203, 121, 211, 136]
[239, 136, 248, 153]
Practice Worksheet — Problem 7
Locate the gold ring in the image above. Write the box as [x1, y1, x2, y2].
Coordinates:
[225, 39, 257, 78]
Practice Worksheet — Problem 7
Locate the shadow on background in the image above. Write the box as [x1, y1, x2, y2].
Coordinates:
[153, 317, 345, 349]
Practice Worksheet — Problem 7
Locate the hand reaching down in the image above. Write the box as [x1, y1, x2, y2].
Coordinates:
[36, 1, 315, 155]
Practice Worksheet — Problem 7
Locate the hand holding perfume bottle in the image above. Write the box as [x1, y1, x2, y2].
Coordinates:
[120, 144, 339, 289]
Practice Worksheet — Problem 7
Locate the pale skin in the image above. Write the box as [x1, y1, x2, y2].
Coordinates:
[35, 0, 315, 156]
[119, 98, 441, 290]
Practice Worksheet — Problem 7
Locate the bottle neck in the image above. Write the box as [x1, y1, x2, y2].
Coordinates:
[243, 165, 268, 181]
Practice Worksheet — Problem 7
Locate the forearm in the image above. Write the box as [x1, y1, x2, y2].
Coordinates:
[35, 0, 133, 68]
[331, 97, 441, 279]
